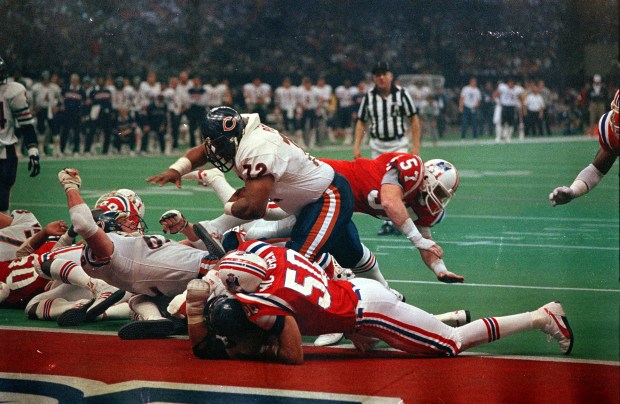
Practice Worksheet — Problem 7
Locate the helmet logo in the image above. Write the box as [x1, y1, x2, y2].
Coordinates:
[222, 117, 237, 132]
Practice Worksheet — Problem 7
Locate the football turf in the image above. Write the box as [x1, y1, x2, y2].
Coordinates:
[5, 136, 619, 362]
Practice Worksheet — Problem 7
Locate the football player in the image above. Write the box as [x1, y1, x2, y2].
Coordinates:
[187, 241, 573, 364]
[56, 170, 222, 339]
[549, 90, 619, 206]
[147, 107, 434, 302]
[0, 57, 40, 214]
[0, 219, 68, 308]
[0, 210, 43, 261]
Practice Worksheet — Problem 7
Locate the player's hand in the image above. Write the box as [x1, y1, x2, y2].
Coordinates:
[146, 169, 182, 188]
[44, 220, 69, 237]
[412, 236, 443, 259]
[353, 147, 362, 159]
[436, 270, 464, 283]
[159, 209, 187, 234]
[549, 186, 574, 206]
[58, 168, 81, 192]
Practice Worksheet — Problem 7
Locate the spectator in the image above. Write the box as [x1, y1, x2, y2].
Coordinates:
[523, 83, 545, 136]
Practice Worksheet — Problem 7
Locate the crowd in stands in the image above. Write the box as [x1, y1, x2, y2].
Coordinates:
[3, 0, 618, 156]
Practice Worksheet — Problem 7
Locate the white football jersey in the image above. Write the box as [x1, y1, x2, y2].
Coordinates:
[81, 233, 213, 297]
[297, 86, 320, 110]
[234, 114, 334, 214]
[204, 83, 228, 108]
[0, 81, 35, 145]
[498, 83, 520, 107]
[31, 82, 61, 110]
[275, 85, 298, 113]
[0, 210, 41, 261]
[335, 85, 358, 108]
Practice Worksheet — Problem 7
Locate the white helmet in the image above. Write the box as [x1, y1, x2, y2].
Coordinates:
[218, 250, 269, 294]
[422, 159, 459, 215]
[95, 189, 145, 217]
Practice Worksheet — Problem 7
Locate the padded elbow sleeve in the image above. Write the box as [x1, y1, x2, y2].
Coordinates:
[69, 204, 100, 239]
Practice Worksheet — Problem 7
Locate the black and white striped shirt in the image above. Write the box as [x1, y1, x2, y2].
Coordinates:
[357, 84, 417, 141]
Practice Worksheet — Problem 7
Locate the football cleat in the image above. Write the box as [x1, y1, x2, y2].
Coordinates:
[377, 221, 396, 236]
[57, 301, 92, 326]
[182, 168, 225, 187]
[85, 285, 126, 322]
[539, 301, 573, 355]
[314, 333, 344, 347]
[118, 319, 176, 340]
[193, 223, 226, 259]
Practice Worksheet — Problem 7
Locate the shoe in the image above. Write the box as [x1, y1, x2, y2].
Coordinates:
[57, 299, 93, 326]
[314, 333, 344, 347]
[118, 319, 176, 340]
[434, 310, 471, 327]
[85, 285, 126, 322]
[193, 223, 226, 259]
[182, 168, 225, 187]
[539, 301, 573, 355]
[377, 221, 396, 236]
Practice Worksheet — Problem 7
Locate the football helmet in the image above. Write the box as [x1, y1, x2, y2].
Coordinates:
[217, 250, 268, 294]
[422, 159, 459, 215]
[0, 57, 7, 83]
[94, 190, 147, 234]
[200, 106, 244, 172]
[207, 296, 259, 338]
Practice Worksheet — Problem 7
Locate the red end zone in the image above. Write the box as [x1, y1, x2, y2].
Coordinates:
[1, 329, 618, 403]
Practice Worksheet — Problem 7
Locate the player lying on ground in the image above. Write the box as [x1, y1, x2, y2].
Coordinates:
[56, 169, 225, 339]
[187, 240, 573, 365]
[549, 90, 619, 206]
[0, 218, 129, 325]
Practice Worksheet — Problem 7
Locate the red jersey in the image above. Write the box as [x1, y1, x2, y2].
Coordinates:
[234, 240, 359, 335]
[321, 153, 445, 227]
[0, 242, 56, 308]
[598, 109, 619, 155]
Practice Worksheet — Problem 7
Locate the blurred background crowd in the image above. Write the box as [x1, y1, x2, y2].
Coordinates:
[1, 0, 618, 156]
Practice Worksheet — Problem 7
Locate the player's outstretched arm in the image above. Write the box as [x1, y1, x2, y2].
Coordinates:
[549, 147, 615, 206]
[146, 145, 208, 188]
[58, 168, 113, 258]
[381, 184, 443, 259]
[16, 220, 69, 257]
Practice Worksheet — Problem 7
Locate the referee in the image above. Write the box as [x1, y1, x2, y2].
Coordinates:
[354, 62, 420, 158]
[353, 62, 420, 235]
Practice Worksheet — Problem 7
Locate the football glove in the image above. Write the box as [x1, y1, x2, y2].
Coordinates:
[58, 168, 81, 192]
[549, 186, 574, 206]
[159, 209, 187, 234]
[28, 147, 40, 177]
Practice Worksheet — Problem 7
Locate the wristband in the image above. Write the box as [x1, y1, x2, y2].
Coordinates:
[224, 202, 234, 216]
[169, 157, 192, 176]
[430, 260, 447, 276]
[571, 164, 604, 196]
[398, 218, 421, 241]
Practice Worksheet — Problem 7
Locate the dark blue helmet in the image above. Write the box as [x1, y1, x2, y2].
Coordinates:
[207, 296, 257, 338]
[200, 106, 244, 173]
[0, 57, 7, 83]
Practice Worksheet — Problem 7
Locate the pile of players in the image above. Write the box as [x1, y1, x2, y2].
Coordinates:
[2, 90, 618, 364]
